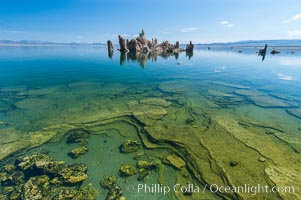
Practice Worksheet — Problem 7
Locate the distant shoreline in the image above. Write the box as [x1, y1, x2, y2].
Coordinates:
[0, 44, 104, 47]
[1, 44, 300, 47]
[195, 45, 301, 49]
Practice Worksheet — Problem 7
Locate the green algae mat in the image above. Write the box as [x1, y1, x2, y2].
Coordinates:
[0, 46, 300, 199]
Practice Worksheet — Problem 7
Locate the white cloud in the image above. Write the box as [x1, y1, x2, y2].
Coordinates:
[220, 21, 234, 28]
[220, 21, 229, 25]
[287, 30, 301, 37]
[284, 13, 301, 23]
[180, 27, 197, 33]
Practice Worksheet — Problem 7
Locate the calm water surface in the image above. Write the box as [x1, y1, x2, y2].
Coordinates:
[0, 46, 300, 200]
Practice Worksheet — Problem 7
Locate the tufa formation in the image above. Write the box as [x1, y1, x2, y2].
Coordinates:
[115, 29, 194, 54]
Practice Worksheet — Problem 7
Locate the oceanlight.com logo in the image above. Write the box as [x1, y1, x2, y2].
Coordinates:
[206, 184, 295, 196]
[125, 183, 295, 196]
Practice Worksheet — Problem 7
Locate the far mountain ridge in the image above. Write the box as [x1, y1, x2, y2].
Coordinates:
[0, 40, 105, 46]
[197, 39, 301, 47]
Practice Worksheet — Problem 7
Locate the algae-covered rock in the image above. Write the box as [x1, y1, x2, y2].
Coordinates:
[265, 166, 301, 200]
[0, 185, 22, 200]
[16, 154, 66, 175]
[119, 164, 137, 177]
[105, 186, 123, 200]
[79, 184, 99, 200]
[158, 81, 191, 93]
[140, 98, 171, 107]
[50, 177, 62, 185]
[68, 146, 89, 159]
[2, 164, 16, 173]
[163, 154, 186, 170]
[137, 160, 159, 171]
[100, 175, 118, 189]
[53, 185, 98, 200]
[16, 153, 53, 171]
[22, 175, 50, 200]
[235, 89, 293, 108]
[133, 108, 168, 120]
[145, 108, 168, 120]
[53, 188, 78, 200]
[0, 170, 24, 186]
[0, 153, 97, 199]
[59, 163, 88, 184]
[66, 128, 91, 144]
[136, 160, 160, 181]
[137, 168, 149, 181]
[119, 140, 140, 154]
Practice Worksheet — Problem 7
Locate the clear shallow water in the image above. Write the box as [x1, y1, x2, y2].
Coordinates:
[0, 46, 301, 199]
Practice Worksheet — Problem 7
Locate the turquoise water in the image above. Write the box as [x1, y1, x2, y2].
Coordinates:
[0, 46, 301, 199]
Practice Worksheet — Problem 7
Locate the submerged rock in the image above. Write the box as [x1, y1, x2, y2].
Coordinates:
[2, 164, 16, 173]
[163, 154, 186, 170]
[16, 154, 66, 174]
[53, 185, 98, 200]
[119, 140, 140, 154]
[119, 164, 137, 177]
[59, 163, 88, 184]
[22, 175, 50, 200]
[137, 160, 159, 171]
[0, 153, 97, 199]
[105, 186, 123, 200]
[229, 161, 238, 167]
[100, 175, 118, 189]
[68, 146, 89, 159]
[66, 128, 90, 144]
[271, 50, 280, 54]
[136, 160, 160, 181]
[140, 98, 171, 107]
[0, 170, 24, 186]
[258, 157, 266, 162]
[137, 168, 149, 181]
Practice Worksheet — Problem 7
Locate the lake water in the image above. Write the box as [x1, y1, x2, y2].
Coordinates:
[0, 46, 300, 199]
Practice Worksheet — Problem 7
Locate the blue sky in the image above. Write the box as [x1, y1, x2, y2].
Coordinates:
[1, 0, 301, 43]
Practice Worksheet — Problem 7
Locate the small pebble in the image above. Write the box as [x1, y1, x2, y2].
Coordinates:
[258, 157, 265, 162]
[183, 190, 193, 196]
[229, 161, 238, 167]
[265, 130, 273, 135]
